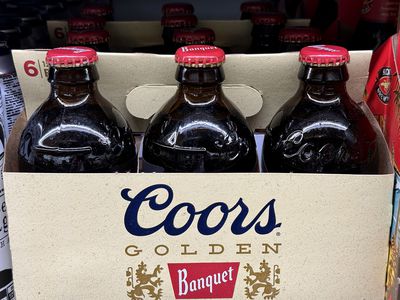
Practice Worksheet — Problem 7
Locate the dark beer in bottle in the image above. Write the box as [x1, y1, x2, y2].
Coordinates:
[143, 45, 258, 172]
[161, 14, 198, 53]
[279, 27, 322, 52]
[263, 45, 385, 173]
[172, 27, 215, 50]
[67, 30, 110, 52]
[162, 3, 194, 16]
[352, 0, 400, 50]
[18, 47, 137, 172]
[68, 17, 106, 32]
[250, 12, 287, 53]
[240, 1, 273, 19]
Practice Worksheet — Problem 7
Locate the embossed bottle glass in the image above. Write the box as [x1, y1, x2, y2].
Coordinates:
[262, 45, 384, 174]
[143, 45, 257, 172]
[18, 47, 137, 172]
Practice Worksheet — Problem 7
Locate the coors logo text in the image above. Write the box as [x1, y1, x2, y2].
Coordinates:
[122, 184, 281, 236]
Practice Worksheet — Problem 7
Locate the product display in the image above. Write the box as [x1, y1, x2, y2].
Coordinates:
[279, 26, 322, 52]
[249, 12, 287, 53]
[143, 45, 257, 172]
[18, 47, 137, 172]
[67, 30, 110, 52]
[263, 45, 385, 173]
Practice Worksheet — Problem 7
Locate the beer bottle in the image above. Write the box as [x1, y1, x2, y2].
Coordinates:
[352, 0, 400, 50]
[18, 47, 137, 172]
[143, 45, 258, 172]
[161, 14, 198, 53]
[240, 1, 273, 19]
[263, 45, 385, 173]
[172, 28, 215, 51]
[68, 17, 106, 32]
[279, 27, 322, 52]
[250, 12, 287, 53]
[162, 3, 194, 16]
[67, 30, 110, 52]
[81, 4, 113, 21]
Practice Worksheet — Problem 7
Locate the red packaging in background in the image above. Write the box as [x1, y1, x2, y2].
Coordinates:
[364, 34, 400, 300]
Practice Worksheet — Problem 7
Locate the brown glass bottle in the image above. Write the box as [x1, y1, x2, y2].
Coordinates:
[250, 12, 287, 53]
[67, 30, 110, 52]
[18, 47, 137, 173]
[263, 45, 384, 174]
[161, 14, 198, 54]
[142, 45, 257, 173]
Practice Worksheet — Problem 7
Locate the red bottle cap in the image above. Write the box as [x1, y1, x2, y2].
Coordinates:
[240, 1, 272, 13]
[161, 14, 198, 28]
[68, 17, 106, 32]
[162, 3, 194, 16]
[175, 45, 225, 67]
[279, 27, 322, 43]
[299, 45, 350, 66]
[46, 47, 98, 67]
[81, 4, 112, 17]
[173, 28, 215, 44]
[67, 30, 110, 45]
[251, 12, 286, 25]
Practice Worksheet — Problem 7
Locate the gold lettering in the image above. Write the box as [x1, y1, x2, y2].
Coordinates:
[181, 244, 197, 255]
[155, 245, 169, 256]
[209, 244, 224, 255]
[236, 243, 251, 254]
[125, 245, 142, 257]
[262, 243, 282, 254]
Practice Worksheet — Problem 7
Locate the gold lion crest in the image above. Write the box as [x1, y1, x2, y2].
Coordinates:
[244, 260, 280, 299]
[126, 261, 163, 300]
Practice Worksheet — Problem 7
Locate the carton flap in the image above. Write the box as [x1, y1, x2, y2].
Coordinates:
[126, 84, 263, 119]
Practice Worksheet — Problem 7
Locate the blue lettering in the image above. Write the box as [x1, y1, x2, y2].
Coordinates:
[122, 184, 281, 236]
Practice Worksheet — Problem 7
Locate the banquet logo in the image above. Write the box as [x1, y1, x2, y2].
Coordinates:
[122, 184, 281, 237]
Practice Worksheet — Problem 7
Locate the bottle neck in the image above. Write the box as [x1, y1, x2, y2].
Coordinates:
[48, 65, 99, 105]
[298, 64, 349, 104]
[175, 65, 224, 104]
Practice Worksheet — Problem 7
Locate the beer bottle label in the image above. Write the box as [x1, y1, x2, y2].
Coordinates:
[361, 0, 400, 24]
[0, 73, 25, 139]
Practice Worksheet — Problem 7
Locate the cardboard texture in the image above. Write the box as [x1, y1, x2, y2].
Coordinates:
[3, 48, 395, 299]
[47, 19, 310, 51]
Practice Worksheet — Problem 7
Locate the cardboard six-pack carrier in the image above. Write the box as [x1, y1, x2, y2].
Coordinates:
[2, 20, 396, 299]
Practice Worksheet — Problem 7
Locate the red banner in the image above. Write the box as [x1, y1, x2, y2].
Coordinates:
[168, 262, 240, 299]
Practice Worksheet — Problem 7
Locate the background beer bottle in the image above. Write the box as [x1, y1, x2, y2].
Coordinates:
[240, 1, 273, 19]
[67, 30, 110, 52]
[161, 14, 198, 53]
[263, 45, 385, 173]
[249, 12, 287, 53]
[279, 26, 322, 52]
[68, 17, 106, 32]
[172, 27, 215, 51]
[18, 47, 137, 172]
[162, 2, 194, 16]
[143, 45, 258, 172]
